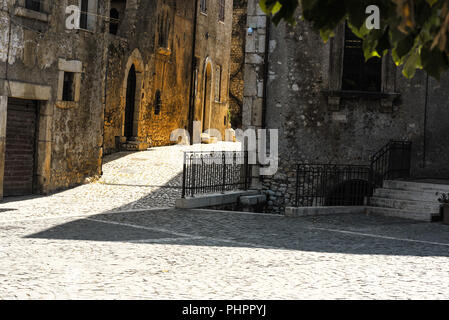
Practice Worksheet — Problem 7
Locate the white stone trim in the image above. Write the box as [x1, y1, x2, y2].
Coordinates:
[4, 80, 51, 101]
[14, 7, 49, 22]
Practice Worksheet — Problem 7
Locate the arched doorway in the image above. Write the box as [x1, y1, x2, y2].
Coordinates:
[202, 61, 212, 132]
[124, 64, 136, 139]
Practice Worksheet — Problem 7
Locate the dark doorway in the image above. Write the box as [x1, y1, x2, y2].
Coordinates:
[325, 180, 373, 206]
[124, 64, 136, 139]
[202, 63, 212, 132]
[3, 98, 38, 197]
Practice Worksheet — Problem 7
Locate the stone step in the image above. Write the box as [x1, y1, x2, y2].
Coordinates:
[369, 197, 440, 213]
[365, 206, 434, 222]
[374, 188, 440, 202]
[120, 141, 149, 151]
[384, 180, 449, 194]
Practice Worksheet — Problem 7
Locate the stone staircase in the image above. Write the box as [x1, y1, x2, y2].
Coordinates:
[367, 180, 448, 221]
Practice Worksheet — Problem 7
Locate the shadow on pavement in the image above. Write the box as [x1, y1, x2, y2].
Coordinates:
[25, 202, 449, 257]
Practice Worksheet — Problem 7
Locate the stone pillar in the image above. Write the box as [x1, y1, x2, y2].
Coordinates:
[0, 95, 7, 200]
[242, 0, 268, 189]
[35, 101, 53, 195]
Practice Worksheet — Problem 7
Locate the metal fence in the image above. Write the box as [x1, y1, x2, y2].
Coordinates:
[295, 140, 412, 207]
[295, 164, 373, 207]
[370, 140, 412, 188]
[181, 151, 251, 198]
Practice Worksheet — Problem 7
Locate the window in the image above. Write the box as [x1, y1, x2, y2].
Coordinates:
[215, 65, 222, 102]
[218, 0, 225, 22]
[109, 0, 126, 35]
[79, 0, 89, 29]
[341, 24, 382, 92]
[200, 0, 207, 14]
[25, 0, 41, 11]
[57, 58, 82, 107]
[79, 0, 97, 31]
[158, 12, 170, 48]
[109, 9, 120, 35]
[154, 90, 162, 115]
[62, 72, 75, 102]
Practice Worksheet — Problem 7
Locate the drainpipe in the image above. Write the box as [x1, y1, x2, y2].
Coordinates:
[187, 0, 199, 144]
[422, 73, 429, 170]
[262, 18, 270, 129]
[101, 3, 110, 176]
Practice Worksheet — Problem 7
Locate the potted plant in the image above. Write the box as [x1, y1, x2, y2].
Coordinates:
[437, 192, 449, 225]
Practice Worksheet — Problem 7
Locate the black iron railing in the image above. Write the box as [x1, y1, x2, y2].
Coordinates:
[295, 164, 372, 207]
[295, 140, 412, 207]
[181, 151, 251, 198]
[370, 140, 412, 188]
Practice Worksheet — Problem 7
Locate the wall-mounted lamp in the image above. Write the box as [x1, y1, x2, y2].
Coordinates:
[247, 27, 254, 36]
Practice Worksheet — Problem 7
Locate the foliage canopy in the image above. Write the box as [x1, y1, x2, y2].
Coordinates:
[260, 0, 449, 79]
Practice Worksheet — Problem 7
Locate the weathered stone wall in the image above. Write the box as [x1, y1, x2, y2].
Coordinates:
[104, 0, 234, 154]
[229, 0, 247, 129]
[0, 0, 108, 197]
[243, 1, 449, 213]
[192, 0, 234, 140]
[104, 0, 196, 153]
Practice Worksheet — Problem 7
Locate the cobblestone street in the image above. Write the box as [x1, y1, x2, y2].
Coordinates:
[1, 143, 449, 299]
[0, 142, 241, 222]
[1, 208, 449, 299]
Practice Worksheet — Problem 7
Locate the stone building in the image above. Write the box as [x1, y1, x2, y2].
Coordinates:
[0, 0, 234, 200]
[104, 0, 234, 153]
[243, 0, 449, 213]
[0, 0, 108, 199]
[228, 0, 246, 129]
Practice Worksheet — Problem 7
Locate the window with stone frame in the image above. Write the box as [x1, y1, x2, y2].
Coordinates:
[57, 58, 82, 107]
[218, 0, 225, 22]
[327, 23, 397, 112]
[62, 72, 75, 102]
[341, 24, 382, 92]
[200, 0, 207, 14]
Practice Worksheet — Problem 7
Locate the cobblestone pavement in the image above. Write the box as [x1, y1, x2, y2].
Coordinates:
[0, 142, 241, 222]
[1, 208, 449, 299]
[1, 142, 449, 299]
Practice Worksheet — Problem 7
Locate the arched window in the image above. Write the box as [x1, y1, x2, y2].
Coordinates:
[109, 9, 120, 35]
[158, 12, 170, 48]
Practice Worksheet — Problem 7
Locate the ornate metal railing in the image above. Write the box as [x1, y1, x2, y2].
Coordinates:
[295, 140, 412, 207]
[181, 151, 251, 198]
[370, 140, 412, 188]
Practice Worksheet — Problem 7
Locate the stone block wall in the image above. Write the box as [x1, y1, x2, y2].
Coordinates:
[243, 2, 449, 214]
[0, 0, 108, 198]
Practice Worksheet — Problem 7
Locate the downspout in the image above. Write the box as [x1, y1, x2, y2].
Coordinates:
[188, 0, 199, 144]
[262, 17, 270, 129]
[422, 73, 429, 170]
[101, 3, 110, 176]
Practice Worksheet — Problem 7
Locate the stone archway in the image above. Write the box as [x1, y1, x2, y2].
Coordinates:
[202, 58, 213, 133]
[121, 49, 145, 141]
